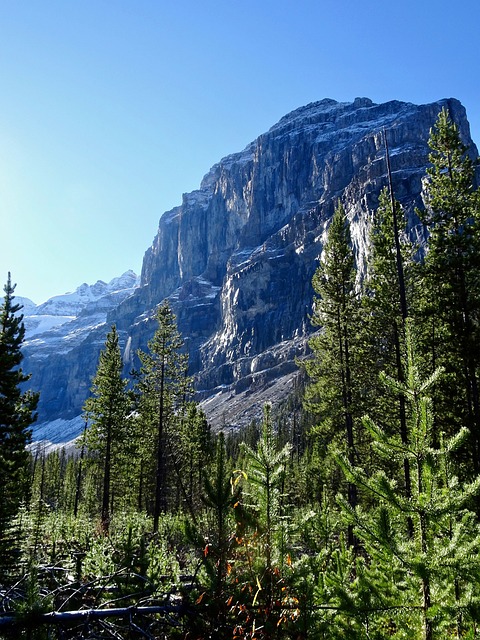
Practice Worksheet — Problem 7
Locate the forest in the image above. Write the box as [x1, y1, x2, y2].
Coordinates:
[1, 108, 480, 639]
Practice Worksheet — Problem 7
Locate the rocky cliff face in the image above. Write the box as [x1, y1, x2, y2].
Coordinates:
[21, 272, 139, 436]
[25, 97, 479, 441]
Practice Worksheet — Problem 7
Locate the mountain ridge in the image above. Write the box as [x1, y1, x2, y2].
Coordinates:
[22, 97, 479, 444]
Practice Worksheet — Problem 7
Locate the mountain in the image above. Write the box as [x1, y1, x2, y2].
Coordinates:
[23, 97, 479, 444]
[21, 271, 139, 443]
[32, 271, 139, 318]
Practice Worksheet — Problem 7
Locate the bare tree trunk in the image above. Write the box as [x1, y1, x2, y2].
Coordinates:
[153, 349, 166, 533]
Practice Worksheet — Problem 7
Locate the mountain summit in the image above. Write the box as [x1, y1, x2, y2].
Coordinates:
[24, 97, 478, 443]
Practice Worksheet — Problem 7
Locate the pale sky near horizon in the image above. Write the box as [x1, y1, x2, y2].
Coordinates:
[1, 0, 479, 305]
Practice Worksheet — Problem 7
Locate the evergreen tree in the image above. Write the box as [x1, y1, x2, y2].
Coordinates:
[337, 321, 480, 639]
[303, 201, 361, 544]
[363, 187, 416, 406]
[236, 404, 294, 636]
[362, 187, 417, 531]
[82, 325, 130, 532]
[417, 107, 480, 473]
[201, 431, 238, 598]
[241, 404, 292, 582]
[0, 273, 39, 574]
[171, 402, 212, 513]
[185, 431, 240, 638]
[62, 454, 81, 515]
[137, 300, 191, 530]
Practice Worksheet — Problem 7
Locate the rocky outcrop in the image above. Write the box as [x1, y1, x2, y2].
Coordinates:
[25, 97, 479, 439]
[22, 272, 139, 425]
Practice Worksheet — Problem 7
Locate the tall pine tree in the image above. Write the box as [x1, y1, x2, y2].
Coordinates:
[137, 301, 191, 531]
[362, 186, 417, 530]
[82, 324, 131, 532]
[418, 107, 480, 474]
[0, 273, 39, 575]
[303, 201, 361, 545]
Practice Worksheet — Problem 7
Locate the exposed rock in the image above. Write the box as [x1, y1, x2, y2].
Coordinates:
[24, 97, 479, 440]
[22, 272, 139, 426]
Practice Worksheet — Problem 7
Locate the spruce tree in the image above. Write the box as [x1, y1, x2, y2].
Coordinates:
[337, 321, 480, 639]
[237, 404, 293, 635]
[201, 431, 238, 598]
[185, 431, 240, 638]
[362, 187, 416, 405]
[82, 325, 130, 532]
[417, 107, 480, 473]
[137, 300, 191, 531]
[303, 201, 361, 544]
[171, 402, 212, 512]
[362, 187, 417, 530]
[0, 273, 39, 574]
[241, 405, 292, 577]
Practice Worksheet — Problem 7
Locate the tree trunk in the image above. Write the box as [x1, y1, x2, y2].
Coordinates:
[101, 420, 112, 534]
[153, 350, 166, 533]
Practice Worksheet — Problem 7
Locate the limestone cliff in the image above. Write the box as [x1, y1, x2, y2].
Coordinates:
[26, 97, 479, 439]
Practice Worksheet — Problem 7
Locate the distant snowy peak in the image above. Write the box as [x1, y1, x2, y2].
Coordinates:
[21, 270, 139, 341]
[15, 296, 37, 315]
[35, 270, 139, 317]
[105, 269, 139, 293]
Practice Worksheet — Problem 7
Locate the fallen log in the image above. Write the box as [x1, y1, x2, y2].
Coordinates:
[0, 602, 188, 628]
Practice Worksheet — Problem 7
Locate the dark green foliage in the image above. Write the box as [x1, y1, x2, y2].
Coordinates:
[5, 108, 480, 638]
[184, 432, 240, 638]
[362, 187, 416, 415]
[337, 322, 480, 638]
[170, 402, 213, 514]
[417, 108, 480, 471]
[200, 432, 238, 593]
[136, 301, 192, 529]
[82, 325, 131, 532]
[240, 405, 293, 577]
[361, 187, 418, 534]
[303, 201, 362, 541]
[0, 274, 39, 579]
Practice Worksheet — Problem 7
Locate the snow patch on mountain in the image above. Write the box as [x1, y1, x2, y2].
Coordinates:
[15, 296, 37, 315]
[31, 415, 85, 449]
[22, 270, 139, 346]
[24, 315, 75, 338]
[34, 270, 139, 317]
[21, 268, 139, 432]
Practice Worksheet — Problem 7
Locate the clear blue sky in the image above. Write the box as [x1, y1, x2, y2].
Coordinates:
[1, 0, 479, 304]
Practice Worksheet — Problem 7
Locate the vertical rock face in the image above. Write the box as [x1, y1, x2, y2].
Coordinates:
[26, 97, 479, 437]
